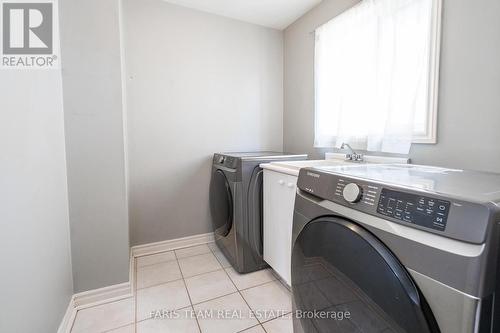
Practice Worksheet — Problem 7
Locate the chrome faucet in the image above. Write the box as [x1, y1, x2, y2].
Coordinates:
[340, 143, 364, 162]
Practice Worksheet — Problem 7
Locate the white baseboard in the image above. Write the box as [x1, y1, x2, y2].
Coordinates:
[73, 282, 133, 309]
[57, 297, 76, 333]
[58, 232, 214, 332]
[57, 282, 133, 333]
[131, 232, 215, 258]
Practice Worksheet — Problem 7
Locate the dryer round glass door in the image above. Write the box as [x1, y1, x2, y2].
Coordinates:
[291, 216, 439, 333]
[209, 169, 233, 237]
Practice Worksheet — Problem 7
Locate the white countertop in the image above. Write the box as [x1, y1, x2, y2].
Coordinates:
[260, 153, 410, 176]
[260, 159, 350, 176]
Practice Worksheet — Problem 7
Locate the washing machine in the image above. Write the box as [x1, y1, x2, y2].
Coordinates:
[291, 164, 500, 333]
[210, 152, 307, 273]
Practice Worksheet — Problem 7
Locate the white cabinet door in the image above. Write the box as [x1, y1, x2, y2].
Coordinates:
[263, 169, 298, 286]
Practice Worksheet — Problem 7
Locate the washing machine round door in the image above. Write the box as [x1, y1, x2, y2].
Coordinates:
[291, 216, 439, 333]
[209, 169, 233, 237]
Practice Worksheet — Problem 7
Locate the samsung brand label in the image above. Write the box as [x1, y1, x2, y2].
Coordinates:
[306, 172, 320, 178]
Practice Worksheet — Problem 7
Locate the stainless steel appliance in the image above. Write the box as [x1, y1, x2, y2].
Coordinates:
[292, 164, 500, 333]
[210, 152, 307, 273]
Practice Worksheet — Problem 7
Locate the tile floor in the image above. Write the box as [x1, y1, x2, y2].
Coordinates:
[71, 243, 293, 333]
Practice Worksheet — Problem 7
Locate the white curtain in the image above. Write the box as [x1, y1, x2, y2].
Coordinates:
[314, 0, 433, 154]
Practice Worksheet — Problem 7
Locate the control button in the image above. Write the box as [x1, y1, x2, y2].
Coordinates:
[434, 216, 445, 224]
[387, 199, 396, 210]
[378, 188, 450, 232]
[343, 183, 362, 203]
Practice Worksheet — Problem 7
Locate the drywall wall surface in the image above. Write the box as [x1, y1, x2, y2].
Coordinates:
[59, 0, 130, 292]
[409, 0, 500, 172]
[122, 0, 284, 245]
[0, 69, 73, 332]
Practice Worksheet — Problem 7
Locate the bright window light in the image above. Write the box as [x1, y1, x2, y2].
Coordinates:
[314, 0, 442, 153]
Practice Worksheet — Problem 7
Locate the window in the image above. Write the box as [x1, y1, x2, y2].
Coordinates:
[314, 0, 442, 154]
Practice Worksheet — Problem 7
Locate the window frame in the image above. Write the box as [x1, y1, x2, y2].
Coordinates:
[412, 0, 442, 144]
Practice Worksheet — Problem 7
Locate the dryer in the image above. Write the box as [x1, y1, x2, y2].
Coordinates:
[210, 152, 307, 273]
[291, 164, 500, 333]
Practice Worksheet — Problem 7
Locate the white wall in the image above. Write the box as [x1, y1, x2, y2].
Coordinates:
[122, 0, 284, 245]
[283, 0, 500, 173]
[59, 0, 130, 292]
[408, 0, 500, 172]
[0, 70, 73, 331]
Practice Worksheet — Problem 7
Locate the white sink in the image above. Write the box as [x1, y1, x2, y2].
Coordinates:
[269, 159, 351, 172]
[261, 153, 409, 176]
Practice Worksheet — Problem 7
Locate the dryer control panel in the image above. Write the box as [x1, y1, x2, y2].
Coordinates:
[377, 188, 450, 231]
[334, 179, 380, 207]
[296, 166, 492, 244]
[213, 154, 238, 169]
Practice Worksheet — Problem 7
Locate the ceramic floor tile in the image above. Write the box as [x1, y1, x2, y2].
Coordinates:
[105, 324, 135, 332]
[184, 269, 237, 304]
[137, 260, 182, 289]
[71, 298, 134, 333]
[241, 281, 292, 323]
[193, 293, 258, 333]
[175, 244, 212, 259]
[240, 325, 266, 332]
[207, 242, 219, 252]
[209, 243, 236, 263]
[270, 272, 292, 291]
[262, 315, 293, 333]
[137, 307, 200, 333]
[212, 248, 232, 268]
[277, 279, 292, 292]
[225, 267, 276, 290]
[136, 279, 191, 321]
[136, 251, 176, 268]
[178, 253, 222, 278]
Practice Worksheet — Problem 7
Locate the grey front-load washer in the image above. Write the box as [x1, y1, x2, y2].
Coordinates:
[291, 164, 500, 333]
[210, 152, 307, 273]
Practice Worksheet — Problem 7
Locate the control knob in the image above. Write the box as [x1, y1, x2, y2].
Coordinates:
[343, 183, 362, 203]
